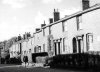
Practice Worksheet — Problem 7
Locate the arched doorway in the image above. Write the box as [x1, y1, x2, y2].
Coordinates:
[72, 37, 77, 53]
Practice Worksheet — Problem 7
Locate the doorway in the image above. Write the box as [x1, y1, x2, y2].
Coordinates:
[54, 43, 57, 55]
[72, 38, 77, 53]
[54, 41, 61, 55]
[77, 35, 84, 53]
[78, 40, 81, 53]
[58, 42, 60, 55]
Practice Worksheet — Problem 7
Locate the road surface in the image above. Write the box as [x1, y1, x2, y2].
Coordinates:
[0, 64, 98, 72]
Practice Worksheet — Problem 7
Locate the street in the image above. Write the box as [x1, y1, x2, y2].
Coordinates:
[0, 64, 97, 72]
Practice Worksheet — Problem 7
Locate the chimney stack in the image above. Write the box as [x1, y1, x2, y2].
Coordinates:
[53, 9, 60, 22]
[23, 32, 28, 39]
[23, 34, 25, 39]
[41, 21, 46, 28]
[18, 34, 22, 41]
[41, 24, 46, 28]
[27, 32, 31, 38]
[82, 0, 90, 10]
[49, 18, 53, 24]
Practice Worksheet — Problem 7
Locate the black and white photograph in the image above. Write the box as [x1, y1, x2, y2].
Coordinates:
[0, 0, 100, 72]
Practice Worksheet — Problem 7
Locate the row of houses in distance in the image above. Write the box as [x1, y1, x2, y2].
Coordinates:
[9, 0, 100, 64]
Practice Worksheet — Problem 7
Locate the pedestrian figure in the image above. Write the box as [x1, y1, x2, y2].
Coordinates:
[23, 56, 28, 67]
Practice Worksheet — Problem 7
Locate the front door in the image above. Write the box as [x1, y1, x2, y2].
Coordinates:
[58, 42, 60, 55]
[77, 35, 84, 53]
[54, 43, 57, 55]
[54, 42, 61, 55]
[78, 40, 81, 53]
[73, 38, 77, 53]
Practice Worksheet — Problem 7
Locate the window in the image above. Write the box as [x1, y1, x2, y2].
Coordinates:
[12, 51, 14, 56]
[34, 47, 37, 53]
[27, 51, 28, 54]
[11, 51, 13, 55]
[76, 15, 82, 30]
[29, 49, 31, 53]
[24, 51, 26, 54]
[48, 37, 52, 51]
[31, 39, 32, 45]
[63, 38, 65, 52]
[14, 51, 16, 54]
[19, 43, 22, 54]
[43, 29, 45, 36]
[43, 44, 45, 52]
[62, 21, 68, 32]
[49, 26, 51, 34]
[38, 46, 41, 52]
[86, 33, 93, 51]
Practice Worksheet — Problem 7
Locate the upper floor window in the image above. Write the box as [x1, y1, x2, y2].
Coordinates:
[29, 49, 31, 53]
[76, 15, 82, 30]
[62, 21, 68, 32]
[34, 47, 37, 53]
[43, 44, 45, 52]
[49, 26, 51, 34]
[43, 29, 45, 36]
[24, 51, 26, 54]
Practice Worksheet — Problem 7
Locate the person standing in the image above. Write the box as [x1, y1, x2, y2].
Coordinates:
[23, 56, 28, 67]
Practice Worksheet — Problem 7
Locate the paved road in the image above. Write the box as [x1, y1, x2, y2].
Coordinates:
[0, 64, 98, 72]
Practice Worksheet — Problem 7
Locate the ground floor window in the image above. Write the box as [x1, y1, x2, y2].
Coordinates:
[86, 33, 93, 51]
[43, 44, 45, 52]
[63, 38, 65, 52]
[38, 46, 41, 52]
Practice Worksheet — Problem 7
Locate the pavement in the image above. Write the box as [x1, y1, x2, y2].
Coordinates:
[0, 65, 88, 72]
[0, 63, 49, 69]
[0, 64, 21, 69]
[21, 62, 46, 68]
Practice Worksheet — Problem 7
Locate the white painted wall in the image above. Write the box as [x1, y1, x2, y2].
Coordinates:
[43, 27, 49, 52]
[82, 8, 100, 51]
[51, 22, 63, 39]
[9, 43, 20, 58]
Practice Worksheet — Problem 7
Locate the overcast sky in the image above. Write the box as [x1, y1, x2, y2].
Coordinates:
[0, 0, 99, 41]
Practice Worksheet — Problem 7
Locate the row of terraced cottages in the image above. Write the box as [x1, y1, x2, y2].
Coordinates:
[9, 0, 100, 64]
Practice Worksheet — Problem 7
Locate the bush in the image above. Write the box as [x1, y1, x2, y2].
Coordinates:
[32, 52, 48, 63]
[9, 57, 22, 64]
[1, 58, 5, 64]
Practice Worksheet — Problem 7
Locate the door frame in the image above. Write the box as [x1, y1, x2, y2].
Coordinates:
[76, 35, 84, 53]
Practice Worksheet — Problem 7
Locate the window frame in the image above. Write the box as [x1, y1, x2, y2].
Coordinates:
[38, 46, 41, 52]
[86, 33, 93, 51]
[63, 38, 66, 52]
[43, 44, 45, 52]
[49, 26, 51, 34]
[76, 15, 82, 30]
[43, 29, 45, 36]
[62, 21, 68, 32]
